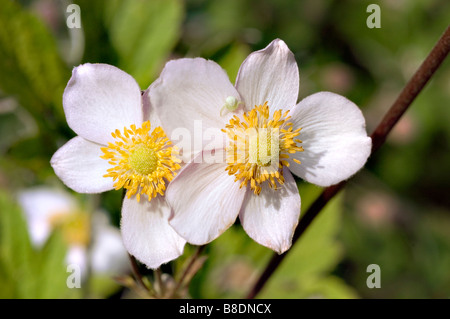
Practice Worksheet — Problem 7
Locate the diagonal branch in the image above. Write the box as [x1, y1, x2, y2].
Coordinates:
[246, 25, 450, 299]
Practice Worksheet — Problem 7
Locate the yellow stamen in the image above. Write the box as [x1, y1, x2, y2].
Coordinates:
[223, 102, 303, 195]
[100, 121, 181, 202]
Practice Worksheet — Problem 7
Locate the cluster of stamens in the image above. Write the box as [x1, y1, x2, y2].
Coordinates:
[222, 102, 303, 195]
[100, 121, 181, 202]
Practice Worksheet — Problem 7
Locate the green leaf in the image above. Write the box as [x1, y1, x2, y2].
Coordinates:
[190, 226, 272, 299]
[34, 231, 78, 299]
[218, 42, 251, 83]
[190, 182, 356, 299]
[107, 0, 184, 88]
[89, 275, 123, 299]
[0, 1, 68, 125]
[0, 190, 34, 298]
[300, 276, 359, 299]
[0, 189, 78, 298]
[258, 184, 357, 298]
[0, 104, 35, 153]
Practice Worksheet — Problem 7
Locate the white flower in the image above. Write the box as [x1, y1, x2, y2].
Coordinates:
[149, 39, 372, 254]
[50, 64, 185, 269]
[17, 187, 129, 276]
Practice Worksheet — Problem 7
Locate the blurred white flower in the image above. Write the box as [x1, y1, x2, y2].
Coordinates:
[18, 187, 129, 277]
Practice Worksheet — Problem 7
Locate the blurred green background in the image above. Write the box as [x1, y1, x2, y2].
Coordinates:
[0, 0, 449, 298]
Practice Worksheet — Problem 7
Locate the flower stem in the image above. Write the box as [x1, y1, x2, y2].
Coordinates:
[154, 268, 165, 297]
[170, 245, 206, 298]
[246, 25, 450, 299]
[128, 253, 148, 291]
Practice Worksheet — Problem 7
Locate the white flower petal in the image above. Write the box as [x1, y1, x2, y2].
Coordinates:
[63, 63, 143, 145]
[142, 87, 162, 128]
[239, 167, 300, 254]
[66, 245, 88, 278]
[18, 188, 75, 247]
[235, 39, 299, 114]
[150, 58, 242, 156]
[91, 222, 130, 275]
[288, 92, 372, 186]
[51, 136, 114, 194]
[166, 155, 246, 245]
[121, 196, 186, 269]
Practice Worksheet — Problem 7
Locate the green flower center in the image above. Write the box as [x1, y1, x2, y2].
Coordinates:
[129, 146, 158, 175]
